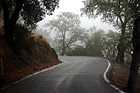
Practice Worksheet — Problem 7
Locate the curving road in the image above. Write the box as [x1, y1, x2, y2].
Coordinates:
[0, 56, 118, 93]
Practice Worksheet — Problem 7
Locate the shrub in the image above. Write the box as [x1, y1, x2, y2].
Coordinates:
[12, 24, 31, 52]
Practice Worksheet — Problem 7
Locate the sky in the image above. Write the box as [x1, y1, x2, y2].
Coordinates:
[37, 0, 118, 32]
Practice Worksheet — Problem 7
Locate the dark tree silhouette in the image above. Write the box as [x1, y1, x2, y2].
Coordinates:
[128, 17, 140, 93]
[82, 0, 133, 63]
[127, 0, 140, 92]
[0, 0, 59, 45]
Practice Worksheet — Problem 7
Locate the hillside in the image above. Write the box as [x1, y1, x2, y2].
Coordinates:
[0, 24, 60, 88]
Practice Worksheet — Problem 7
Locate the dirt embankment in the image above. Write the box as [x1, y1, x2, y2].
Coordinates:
[0, 26, 60, 88]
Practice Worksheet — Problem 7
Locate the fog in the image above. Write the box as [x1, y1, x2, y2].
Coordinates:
[37, 0, 117, 32]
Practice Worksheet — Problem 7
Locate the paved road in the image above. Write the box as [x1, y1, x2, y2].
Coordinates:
[0, 56, 118, 93]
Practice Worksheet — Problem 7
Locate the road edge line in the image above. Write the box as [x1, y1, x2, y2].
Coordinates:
[103, 59, 125, 93]
[0, 60, 64, 90]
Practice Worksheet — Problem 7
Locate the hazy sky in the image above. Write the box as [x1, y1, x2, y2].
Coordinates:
[37, 0, 118, 32]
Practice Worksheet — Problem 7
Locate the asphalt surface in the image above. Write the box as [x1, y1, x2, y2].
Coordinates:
[0, 56, 118, 93]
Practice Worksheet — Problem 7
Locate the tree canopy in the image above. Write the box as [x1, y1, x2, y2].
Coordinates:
[1, 0, 59, 28]
[82, 0, 140, 92]
[45, 12, 84, 55]
[67, 28, 121, 59]
[81, 0, 140, 63]
[0, 0, 59, 45]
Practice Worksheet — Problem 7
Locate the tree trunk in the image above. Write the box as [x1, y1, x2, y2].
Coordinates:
[1, 0, 24, 45]
[61, 31, 66, 56]
[61, 49, 65, 56]
[112, 45, 115, 58]
[127, 17, 140, 93]
[116, 23, 126, 63]
[116, 38, 125, 63]
[1, 0, 11, 41]
[61, 44, 66, 56]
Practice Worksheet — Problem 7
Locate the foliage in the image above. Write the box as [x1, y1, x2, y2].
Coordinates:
[81, 0, 136, 63]
[67, 27, 121, 58]
[103, 30, 120, 58]
[0, 1, 2, 20]
[45, 12, 84, 55]
[128, 0, 140, 18]
[67, 28, 132, 62]
[1, 0, 59, 28]
[12, 24, 31, 52]
[67, 46, 86, 56]
[1, 0, 59, 46]
[82, 0, 133, 27]
[82, 0, 140, 91]
[85, 29, 105, 56]
[0, 1, 1, 11]
[127, 1, 140, 92]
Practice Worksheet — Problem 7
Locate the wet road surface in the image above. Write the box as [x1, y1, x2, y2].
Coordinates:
[0, 56, 118, 93]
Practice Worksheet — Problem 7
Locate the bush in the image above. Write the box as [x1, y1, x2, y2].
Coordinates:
[12, 24, 31, 52]
[67, 46, 86, 56]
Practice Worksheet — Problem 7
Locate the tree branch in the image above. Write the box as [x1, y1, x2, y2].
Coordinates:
[10, 0, 25, 25]
[1, 0, 10, 26]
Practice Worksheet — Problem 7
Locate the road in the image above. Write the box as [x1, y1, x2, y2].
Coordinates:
[0, 56, 118, 93]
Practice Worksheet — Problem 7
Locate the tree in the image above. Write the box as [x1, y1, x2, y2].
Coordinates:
[82, 0, 134, 63]
[0, 2, 3, 21]
[45, 12, 83, 55]
[128, 17, 140, 93]
[67, 45, 86, 56]
[103, 30, 119, 58]
[127, 0, 140, 92]
[82, 1, 140, 91]
[67, 28, 120, 57]
[0, 0, 59, 45]
[0, 2, 2, 18]
[85, 28, 105, 56]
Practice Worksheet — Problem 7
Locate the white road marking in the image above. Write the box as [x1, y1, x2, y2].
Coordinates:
[1, 58, 126, 93]
[0, 61, 64, 90]
[103, 59, 125, 93]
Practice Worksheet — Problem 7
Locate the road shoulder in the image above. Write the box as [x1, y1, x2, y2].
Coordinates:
[103, 59, 124, 93]
[103, 58, 140, 93]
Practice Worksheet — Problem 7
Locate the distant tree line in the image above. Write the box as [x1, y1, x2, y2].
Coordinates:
[67, 29, 119, 57]
[43, 0, 140, 92]
[82, 0, 140, 92]
[0, 0, 140, 92]
[44, 12, 132, 63]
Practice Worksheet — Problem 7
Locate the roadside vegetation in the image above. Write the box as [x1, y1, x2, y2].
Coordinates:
[43, 0, 140, 92]
[82, 1, 140, 92]
[0, 0, 140, 92]
[0, 0, 60, 88]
